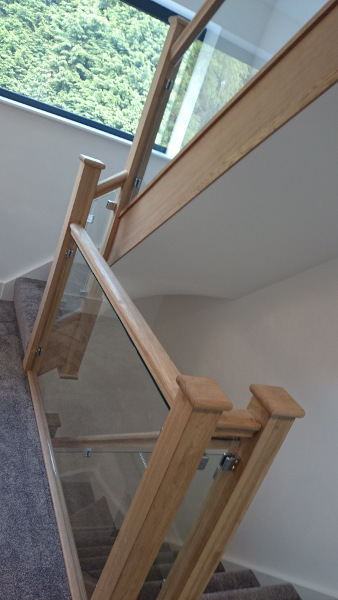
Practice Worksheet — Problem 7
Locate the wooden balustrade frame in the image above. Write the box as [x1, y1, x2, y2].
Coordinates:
[28, 371, 87, 600]
[108, 0, 338, 265]
[157, 385, 305, 600]
[70, 223, 181, 406]
[103, 0, 228, 260]
[91, 375, 232, 600]
[101, 15, 188, 261]
[52, 431, 160, 452]
[23, 155, 106, 373]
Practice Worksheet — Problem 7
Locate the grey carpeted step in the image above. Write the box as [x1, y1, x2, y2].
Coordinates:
[0, 300, 70, 599]
[146, 559, 225, 583]
[73, 525, 118, 547]
[204, 570, 260, 594]
[62, 480, 96, 515]
[77, 544, 113, 559]
[201, 582, 302, 599]
[81, 554, 110, 573]
[137, 569, 258, 600]
[70, 496, 115, 530]
[46, 412, 62, 438]
[152, 550, 178, 565]
[13, 277, 46, 351]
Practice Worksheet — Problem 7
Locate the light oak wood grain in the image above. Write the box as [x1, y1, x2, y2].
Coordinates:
[24, 156, 105, 373]
[28, 371, 87, 600]
[169, 0, 225, 66]
[157, 385, 304, 600]
[91, 375, 231, 600]
[94, 169, 128, 199]
[71, 223, 181, 406]
[108, 1, 338, 265]
[52, 431, 160, 451]
[102, 16, 187, 261]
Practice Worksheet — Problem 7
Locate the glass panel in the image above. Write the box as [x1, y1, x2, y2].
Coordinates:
[38, 249, 168, 438]
[143, 440, 240, 589]
[85, 191, 117, 251]
[37, 248, 168, 594]
[53, 449, 151, 587]
[142, 0, 327, 181]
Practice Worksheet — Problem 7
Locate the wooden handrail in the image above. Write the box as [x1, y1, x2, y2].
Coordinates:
[91, 375, 232, 600]
[169, 0, 225, 66]
[70, 223, 181, 406]
[24, 155, 105, 373]
[94, 169, 128, 199]
[102, 15, 188, 261]
[52, 431, 160, 451]
[28, 371, 87, 600]
[214, 408, 261, 438]
[108, 0, 338, 265]
[52, 408, 261, 452]
[157, 385, 304, 600]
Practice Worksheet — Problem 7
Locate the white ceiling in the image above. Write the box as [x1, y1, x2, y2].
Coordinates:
[114, 83, 338, 299]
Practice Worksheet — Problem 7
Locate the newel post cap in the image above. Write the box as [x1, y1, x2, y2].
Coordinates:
[250, 384, 305, 418]
[177, 375, 232, 413]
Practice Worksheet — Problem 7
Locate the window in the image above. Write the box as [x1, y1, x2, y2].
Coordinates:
[0, 0, 175, 145]
[0, 0, 257, 154]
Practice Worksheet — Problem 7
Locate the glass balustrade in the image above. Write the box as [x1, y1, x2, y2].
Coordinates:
[143, 439, 240, 590]
[141, 0, 327, 184]
[85, 190, 118, 252]
[52, 447, 152, 587]
[37, 247, 169, 591]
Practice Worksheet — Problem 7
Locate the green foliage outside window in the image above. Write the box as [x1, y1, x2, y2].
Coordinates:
[0, 0, 257, 152]
[0, 0, 168, 135]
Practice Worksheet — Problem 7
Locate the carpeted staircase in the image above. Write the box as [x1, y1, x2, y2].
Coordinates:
[61, 474, 302, 600]
[0, 276, 304, 599]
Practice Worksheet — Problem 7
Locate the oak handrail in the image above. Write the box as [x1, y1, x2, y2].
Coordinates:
[169, 0, 225, 66]
[70, 223, 180, 406]
[108, 0, 338, 265]
[94, 169, 128, 199]
[52, 407, 262, 452]
[24, 155, 105, 372]
[102, 15, 188, 261]
[91, 375, 232, 600]
[52, 431, 160, 451]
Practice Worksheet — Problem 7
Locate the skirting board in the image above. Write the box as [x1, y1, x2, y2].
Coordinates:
[0, 260, 52, 300]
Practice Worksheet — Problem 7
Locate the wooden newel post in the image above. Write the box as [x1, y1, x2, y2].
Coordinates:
[158, 384, 305, 600]
[23, 155, 105, 373]
[91, 375, 232, 600]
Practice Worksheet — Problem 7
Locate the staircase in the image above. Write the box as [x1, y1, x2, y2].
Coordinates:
[0, 276, 303, 599]
[60, 471, 302, 600]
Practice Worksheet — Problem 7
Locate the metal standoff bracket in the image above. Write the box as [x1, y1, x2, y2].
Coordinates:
[213, 452, 240, 479]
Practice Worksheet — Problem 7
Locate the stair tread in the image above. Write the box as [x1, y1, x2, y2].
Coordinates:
[204, 570, 260, 594]
[70, 496, 115, 529]
[77, 545, 114, 559]
[137, 569, 259, 600]
[152, 550, 178, 565]
[80, 555, 108, 572]
[146, 559, 224, 582]
[201, 582, 302, 600]
[62, 480, 95, 515]
[73, 527, 117, 547]
[13, 277, 46, 351]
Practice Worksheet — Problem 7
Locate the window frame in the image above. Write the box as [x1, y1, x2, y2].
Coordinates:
[0, 0, 188, 151]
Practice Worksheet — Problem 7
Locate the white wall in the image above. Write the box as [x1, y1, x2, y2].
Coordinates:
[150, 257, 338, 597]
[0, 98, 168, 299]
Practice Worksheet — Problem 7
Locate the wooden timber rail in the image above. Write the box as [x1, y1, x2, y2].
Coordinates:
[20, 0, 330, 597]
[108, 0, 338, 265]
[24, 163, 304, 600]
